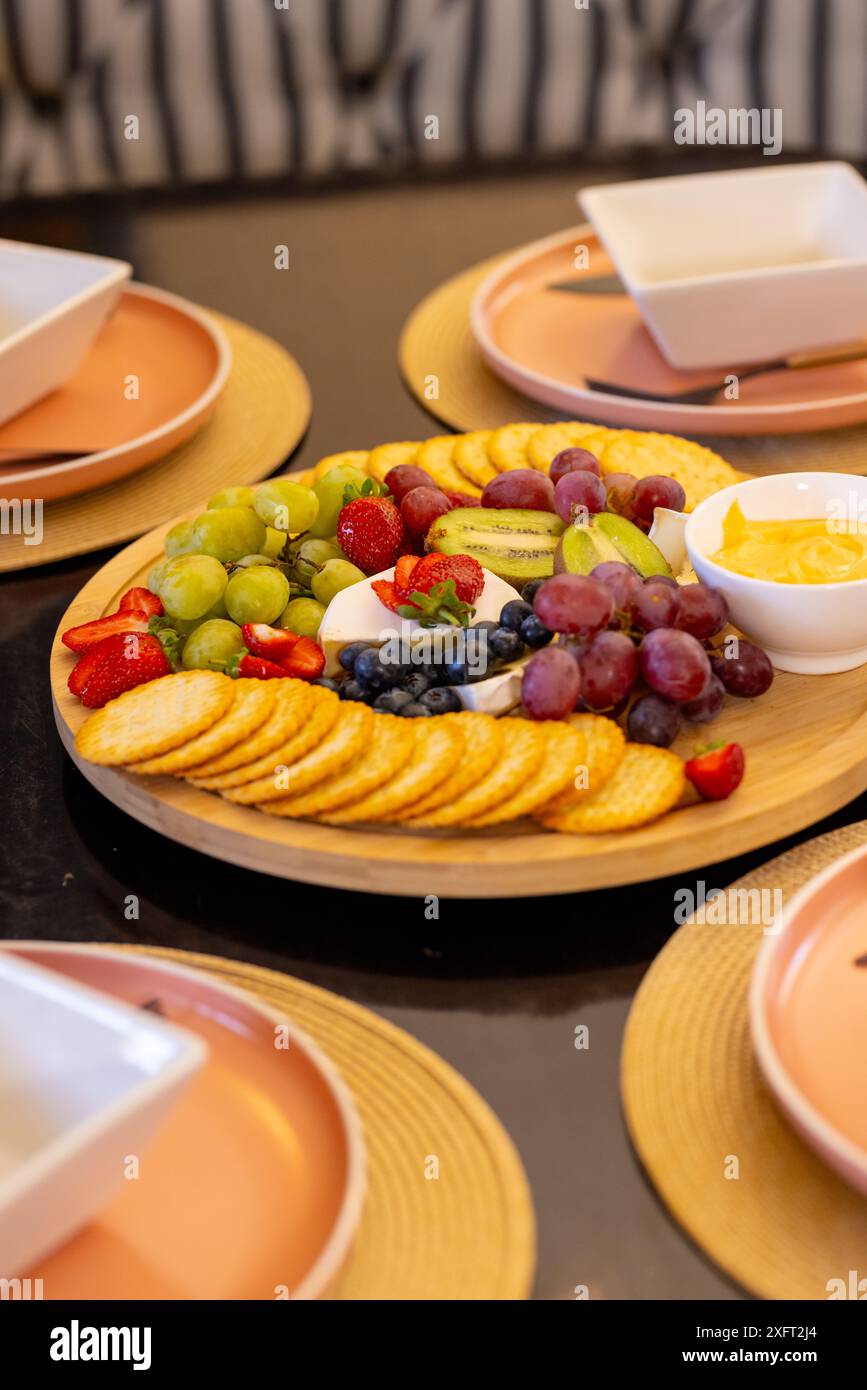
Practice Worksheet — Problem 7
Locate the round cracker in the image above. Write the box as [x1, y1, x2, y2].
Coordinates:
[75, 671, 234, 767]
[261, 713, 416, 818]
[321, 719, 461, 825]
[390, 712, 503, 820]
[126, 679, 278, 776]
[526, 422, 611, 472]
[405, 718, 544, 828]
[185, 680, 315, 782]
[312, 449, 370, 482]
[417, 435, 480, 494]
[536, 743, 685, 834]
[366, 441, 420, 483]
[463, 721, 587, 827]
[598, 431, 738, 511]
[223, 702, 373, 805]
[487, 423, 539, 472]
[452, 430, 496, 488]
[193, 689, 340, 791]
[538, 714, 626, 812]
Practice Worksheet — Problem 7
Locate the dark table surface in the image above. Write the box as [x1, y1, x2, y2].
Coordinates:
[3, 162, 866, 1300]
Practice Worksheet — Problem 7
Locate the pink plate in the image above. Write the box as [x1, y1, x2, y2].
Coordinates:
[471, 225, 867, 436]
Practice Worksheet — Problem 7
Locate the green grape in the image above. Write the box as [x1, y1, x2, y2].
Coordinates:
[165, 521, 197, 558]
[148, 560, 170, 593]
[181, 619, 245, 671]
[308, 465, 368, 539]
[290, 537, 346, 584]
[254, 478, 319, 534]
[225, 565, 290, 625]
[155, 554, 228, 622]
[263, 526, 286, 559]
[279, 597, 326, 639]
[311, 558, 367, 607]
[207, 486, 255, 510]
[191, 507, 266, 563]
[170, 596, 229, 637]
[234, 553, 276, 569]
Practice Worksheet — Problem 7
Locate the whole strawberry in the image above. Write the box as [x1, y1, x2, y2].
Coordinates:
[336, 481, 405, 575]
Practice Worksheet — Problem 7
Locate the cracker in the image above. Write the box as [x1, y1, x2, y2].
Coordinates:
[464, 720, 586, 827]
[536, 743, 685, 833]
[126, 679, 278, 776]
[76, 671, 233, 767]
[393, 712, 503, 820]
[184, 680, 316, 783]
[526, 422, 611, 472]
[261, 713, 416, 818]
[321, 719, 461, 824]
[487, 423, 539, 472]
[223, 702, 373, 805]
[452, 430, 497, 488]
[405, 718, 544, 828]
[417, 435, 481, 495]
[537, 713, 626, 811]
[312, 450, 370, 482]
[192, 689, 340, 791]
[366, 441, 420, 483]
[598, 431, 738, 511]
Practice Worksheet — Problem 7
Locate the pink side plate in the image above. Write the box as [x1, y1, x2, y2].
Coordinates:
[471, 225, 867, 436]
[1, 943, 365, 1299]
[750, 842, 867, 1193]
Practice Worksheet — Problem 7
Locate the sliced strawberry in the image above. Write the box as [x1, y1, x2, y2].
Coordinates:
[62, 609, 150, 654]
[76, 632, 171, 708]
[685, 742, 745, 801]
[406, 552, 485, 604]
[371, 580, 407, 614]
[394, 553, 421, 599]
[118, 587, 163, 618]
[280, 636, 325, 681]
[241, 623, 300, 662]
[68, 642, 111, 698]
[229, 652, 292, 680]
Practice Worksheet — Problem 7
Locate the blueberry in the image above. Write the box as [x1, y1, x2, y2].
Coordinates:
[500, 599, 533, 632]
[402, 671, 433, 700]
[354, 646, 393, 692]
[489, 626, 523, 661]
[312, 677, 342, 693]
[521, 578, 544, 603]
[400, 702, 434, 717]
[444, 659, 469, 685]
[420, 660, 448, 686]
[340, 678, 371, 704]
[374, 689, 413, 714]
[339, 642, 371, 674]
[520, 613, 554, 648]
[472, 620, 499, 639]
[419, 686, 462, 714]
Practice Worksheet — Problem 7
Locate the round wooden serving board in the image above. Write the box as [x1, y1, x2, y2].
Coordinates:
[51, 514, 867, 898]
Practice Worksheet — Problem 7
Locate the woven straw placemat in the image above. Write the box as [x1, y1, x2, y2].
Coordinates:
[621, 819, 867, 1301]
[399, 257, 867, 474]
[1, 313, 310, 574]
[129, 945, 535, 1301]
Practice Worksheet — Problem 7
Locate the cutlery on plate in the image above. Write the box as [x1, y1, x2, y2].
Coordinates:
[585, 343, 867, 406]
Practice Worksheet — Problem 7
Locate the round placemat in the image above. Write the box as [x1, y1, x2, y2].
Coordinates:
[399, 256, 867, 475]
[1, 313, 311, 574]
[621, 819, 867, 1301]
[127, 945, 535, 1300]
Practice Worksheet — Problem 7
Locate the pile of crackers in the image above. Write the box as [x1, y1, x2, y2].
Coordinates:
[292, 420, 741, 514]
[74, 671, 686, 834]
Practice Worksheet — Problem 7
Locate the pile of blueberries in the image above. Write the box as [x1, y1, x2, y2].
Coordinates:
[314, 584, 552, 717]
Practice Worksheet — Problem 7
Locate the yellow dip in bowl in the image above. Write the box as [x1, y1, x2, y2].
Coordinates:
[711, 500, 867, 585]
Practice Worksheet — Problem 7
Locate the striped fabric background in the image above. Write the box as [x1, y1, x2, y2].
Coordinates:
[0, 0, 862, 196]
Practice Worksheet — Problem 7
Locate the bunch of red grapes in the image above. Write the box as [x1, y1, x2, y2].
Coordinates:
[522, 566, 774, 746]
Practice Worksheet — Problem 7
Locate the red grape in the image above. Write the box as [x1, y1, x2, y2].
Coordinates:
[522, 646, 581, 721]
[481, 469, 556, 512]
[632, 474, 687, 524]
[676, 584, 729, 639]
[629, 579, 681, 632]
[443, 490, 482, 509]
[534, 574, 614, 638]
[579, 631, 639, 710]
[627, 694, 683, 748]
[681, 672, 726, 723]
[554, 470, 607, 524]
[386, 464, 439, 505]
[603, 473, 637, 516]
[549, 447, 602, 484]
[640, 627, 711, 702]
[710, 639, 774, 698]
[400, 486, 452, 538]
[590, 561, 642, 612]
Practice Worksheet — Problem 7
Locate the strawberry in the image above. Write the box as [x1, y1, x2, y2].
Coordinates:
[73, 632, 171, 708]
[371, 579, 402, 613]
[62, 609, 151, 654]
[337, 481, 406, 575]
[443, 490, 482, 509]
[228, 653, 292, 680]
[394, 554, 421, 600]
[409, 553, 485, 604]
[118, 586, 163, 618]
[685, 742, 745, 801]
[241, 623, 300, 663]
[280, 636, 325, 681]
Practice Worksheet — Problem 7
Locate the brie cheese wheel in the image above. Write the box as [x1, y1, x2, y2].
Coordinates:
[649, 507, 688, 578]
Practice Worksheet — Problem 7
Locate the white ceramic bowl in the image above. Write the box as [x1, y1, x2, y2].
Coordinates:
[579, 163, 867, 369]
[0, 239, 130, 425]
[685, 472, 867, 673]
[0, 953, 206, 1278]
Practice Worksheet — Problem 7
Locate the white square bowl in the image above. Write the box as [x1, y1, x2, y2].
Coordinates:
[0, 240, 130, 425]
[0, 953, 206, 1278]
[579, 163, 867, 369]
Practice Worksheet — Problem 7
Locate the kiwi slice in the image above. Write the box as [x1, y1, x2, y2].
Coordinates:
[426, 507, 565, 584]
[556, 523, 622, 575]
[594, 513, 673, 578]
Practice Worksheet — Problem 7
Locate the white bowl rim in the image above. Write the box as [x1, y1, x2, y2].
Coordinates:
[749, 841, 867, 1186]
[0, 940, 366, 1302]
[685, 471, 867, 593]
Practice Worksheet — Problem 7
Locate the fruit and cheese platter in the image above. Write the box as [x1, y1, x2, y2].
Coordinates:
[51, 421, 867, 897]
